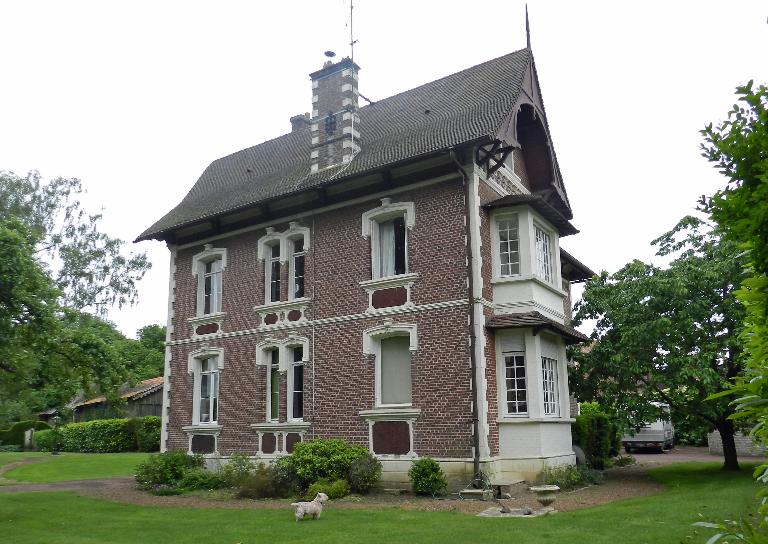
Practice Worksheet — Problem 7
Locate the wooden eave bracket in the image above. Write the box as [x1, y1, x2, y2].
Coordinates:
[476, 140, 516, 176]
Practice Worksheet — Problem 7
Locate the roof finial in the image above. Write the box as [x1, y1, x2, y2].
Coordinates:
[525, 4, 531, 49]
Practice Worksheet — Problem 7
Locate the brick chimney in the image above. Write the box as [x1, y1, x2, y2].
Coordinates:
[290, 112, 310, 132]
[308, 57, 361, 172]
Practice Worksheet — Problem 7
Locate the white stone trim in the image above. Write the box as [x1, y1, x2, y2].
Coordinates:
[310, 150, 319, 159]
[341, 83, 352, 92]
[250, 422, 310, 455]
[182, 424, 222, 456]
[255, 335, 309, 372]
[360, 408, 420, 457]
[168, 299, 469, 346]
[311, 94, 318, 103]
[483, 164, 528, 197]
[256, 227, 283, 262]
[311, 136, 319, 145]
[359, 273, 418, 312]
[363, 320, 418, 355]
[160, 244, 177, 452]
[312, 80, 318, 89]
[361, 198, 415, 239]
[191, 244, 228, 276]
[187, 346, 224, 427]
[187, 345, 224, 375]
[253, 297, 311, 327]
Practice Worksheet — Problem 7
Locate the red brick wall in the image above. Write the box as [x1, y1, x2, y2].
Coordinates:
[166, 178, 475, 458]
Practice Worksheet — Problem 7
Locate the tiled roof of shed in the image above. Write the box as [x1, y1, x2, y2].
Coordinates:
[486, 311, 589, 344]
[74, 377, 165, 408]
[137, 49, 532, 241]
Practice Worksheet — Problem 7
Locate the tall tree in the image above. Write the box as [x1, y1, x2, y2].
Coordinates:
[571, 217, 745, 470]
[0, 170, 150, 314]
[702, 83, 768, 473]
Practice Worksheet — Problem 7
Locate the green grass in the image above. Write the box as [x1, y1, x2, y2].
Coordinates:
[0, 462, 760, 543]
[0, 452, 150, 483]
[0, 452, 46, 470]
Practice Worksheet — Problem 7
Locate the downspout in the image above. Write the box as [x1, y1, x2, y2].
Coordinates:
[449, 148, 481, 479]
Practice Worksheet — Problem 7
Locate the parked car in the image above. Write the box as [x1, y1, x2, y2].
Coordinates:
[622, 404, 674, 453]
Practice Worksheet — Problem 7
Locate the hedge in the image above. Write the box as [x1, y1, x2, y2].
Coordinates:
[0, 421, 51, 447]
[572, 412, 613, 469]
[31, 417, 161, 453]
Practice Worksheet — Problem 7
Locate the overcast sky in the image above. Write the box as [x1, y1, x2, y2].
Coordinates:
[1, 1, 766, 338]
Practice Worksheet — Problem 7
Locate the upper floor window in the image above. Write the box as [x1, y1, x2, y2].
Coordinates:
[191, 245, 227, 317]
[535, 224, 554, 283]
[257, 222, 310, 305]
[267, 243, 281, 303]
[377, 216, 407, 278]
[362, 198, 415, 280]
[497, 215, 520, 277]
[290, 238, 306, 299]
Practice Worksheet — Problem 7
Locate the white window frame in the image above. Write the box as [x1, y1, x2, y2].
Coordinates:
[287, 344, 306, 421]
[363, 321, 417, 409]
[257, 223, 311, 304]
[496, 213, 521, 278]
[266, 347, 280, 422]
[265, 241, 282, 304]
[187, 346, 224, 426]
[361, 198, 415, 280]
[191, 245, 227, 318]
[256, 336, 310, 423]
[541, 355, 560, 417]
[534, 223, 555, 285]
[288, 235, 307, 301]
[503, 351, 528, 416]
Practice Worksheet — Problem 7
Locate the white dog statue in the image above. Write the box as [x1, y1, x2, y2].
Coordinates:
[291, 492, 329, 522]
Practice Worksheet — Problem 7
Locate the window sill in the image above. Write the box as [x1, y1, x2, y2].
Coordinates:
[496, 417, 575, 424]
[359, 407, 421, 421]
[249, 421, 311, 433]
[187, 313, 226, 337]
[359, 273, 419, 291]
[491, 275, 567, 297]
[253, 298, 311, 326]
[182, 424, 223, 434]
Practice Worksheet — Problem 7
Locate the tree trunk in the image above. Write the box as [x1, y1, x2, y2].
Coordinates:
[716, 418, 740, 471]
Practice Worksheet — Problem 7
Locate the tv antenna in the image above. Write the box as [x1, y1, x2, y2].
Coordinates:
[348, 0, 358, 64]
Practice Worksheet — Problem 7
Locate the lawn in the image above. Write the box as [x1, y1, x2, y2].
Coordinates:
[0, 452, 150, 483]
[0, 462, 760, 544]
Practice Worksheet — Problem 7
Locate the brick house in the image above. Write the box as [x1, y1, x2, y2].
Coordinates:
[137, 47, 593, 486]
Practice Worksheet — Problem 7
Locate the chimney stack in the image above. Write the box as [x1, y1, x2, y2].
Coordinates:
[290, 112, 310, 133]
[308, 57, 361, 173]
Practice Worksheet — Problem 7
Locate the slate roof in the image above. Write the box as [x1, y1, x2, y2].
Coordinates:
[483, 194, 578, 236]
[74, 377, 165, 408]
[485, 311, 589, 344]
[560, 248, 596, 282]
[137, 49, 533, 242]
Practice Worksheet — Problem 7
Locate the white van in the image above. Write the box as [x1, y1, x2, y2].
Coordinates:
[622, 403, 674, 453]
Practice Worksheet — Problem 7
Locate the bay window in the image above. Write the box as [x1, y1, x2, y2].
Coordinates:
[504, 352, 528, 415]
[535, 224, 554, 284]
[541, 356, 560, 416]
[497, 215, 520, 277]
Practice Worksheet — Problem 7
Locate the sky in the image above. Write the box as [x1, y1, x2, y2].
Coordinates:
[1, 1, 766, 338]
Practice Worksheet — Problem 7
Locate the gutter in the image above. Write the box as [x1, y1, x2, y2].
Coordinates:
[449, 147, 481, 479]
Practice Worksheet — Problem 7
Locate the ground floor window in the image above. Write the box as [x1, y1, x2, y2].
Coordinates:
[198, 357, 219, 424]
[268, 349, 279, 421]
[379, 335, 412, 406]
[504, 352, 527, 415]
[541, 356, 560, 416]
[290, 346, 304, 420]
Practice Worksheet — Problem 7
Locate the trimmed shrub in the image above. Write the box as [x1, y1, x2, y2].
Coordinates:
[572, 412, 613, 469]
[135, 450, 204, 490]
[408, 458, 448, 496]
[306, 478, 350, 500]
[1, 420, 51, 446]
[348, 453, 382, 494]
[134, 417, 161, 452]
[33, 429, 55, 451]
[0, 444, 22, 452]
[61, 419, 135, 452]
[279, 439, 368, 487]
[220, 453, 257, 487]
[237, 463, 292, 499]
[539, 464, 603, 490]
[178, 468, 228, 491]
